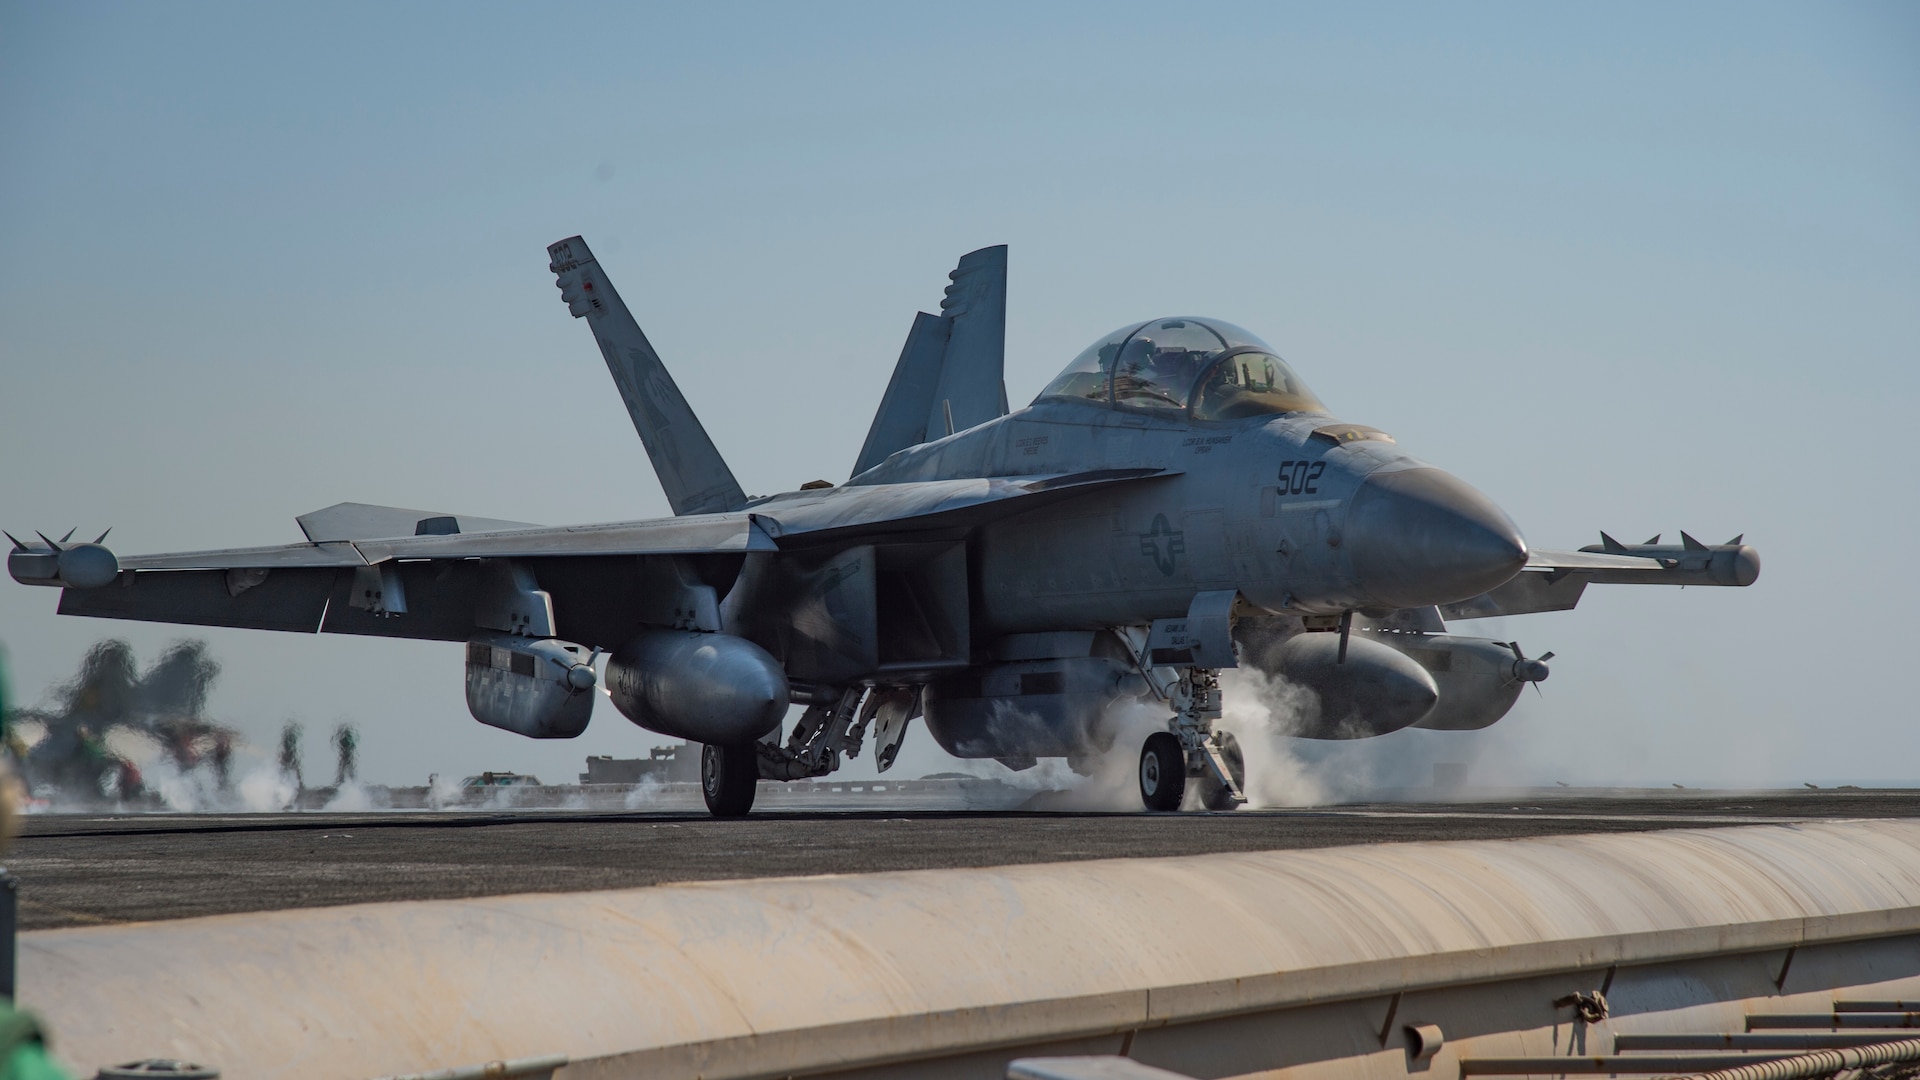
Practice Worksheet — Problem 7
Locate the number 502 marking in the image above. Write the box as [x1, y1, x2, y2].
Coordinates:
[1276, 460, 1324, 495]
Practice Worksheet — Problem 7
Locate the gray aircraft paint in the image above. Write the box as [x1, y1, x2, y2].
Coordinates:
[548, 237, 747, 517]
[854, 400, 1516, 628]
[7, 244, 1759, 811]
[852, 245, 1009, 477]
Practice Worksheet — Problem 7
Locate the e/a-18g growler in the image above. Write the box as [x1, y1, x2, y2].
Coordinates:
[9, 239, 1758, 814]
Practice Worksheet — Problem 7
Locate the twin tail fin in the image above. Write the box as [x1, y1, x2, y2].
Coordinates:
[851, 245, 1008, 477]
[548, 236, 747, 516]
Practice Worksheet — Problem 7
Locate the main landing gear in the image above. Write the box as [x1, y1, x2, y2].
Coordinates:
[703, 685, 922, 818]
[1138, 732, 1185, 811]
[1135, 667, 1248, 812]
[701, 742, 758, 817]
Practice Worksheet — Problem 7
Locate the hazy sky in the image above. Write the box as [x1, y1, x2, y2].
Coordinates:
[3, 2, 1916, 791]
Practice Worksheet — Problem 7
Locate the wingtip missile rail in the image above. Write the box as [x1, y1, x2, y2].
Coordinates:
[1578, 532, 1760, 587]
[7, 530, 120, 589]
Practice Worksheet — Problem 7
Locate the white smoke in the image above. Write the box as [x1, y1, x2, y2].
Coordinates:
[987, 673, 1343, 811]
[950, 696, 1183, 812]
[145, 758, 222, 812]
[621, 774, 667, 809]
[82, 727, 307, 813]
[425, 772, 463, 810]
[118, 757, 300, 813]
[1217, 665, 1542, 804]
[101, 726, 162, 769]
[10, 719, 46, 753]
[238, 766, 299, 812]
[481, 782, 528, 810]
[1217, 667, 1334, 807]
[322, 780, 377, 812]
[1049, 697, 1180, 811]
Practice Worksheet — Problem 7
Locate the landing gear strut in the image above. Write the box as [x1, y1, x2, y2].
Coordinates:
[701, 742, 758, 817]
[1198, 731, 1246, 811]
[1137, 667, 1247, 812]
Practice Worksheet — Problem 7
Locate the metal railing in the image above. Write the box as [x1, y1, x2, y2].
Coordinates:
[1014, 1000, 1920, 1080]
[1461, 1000, 1920, 1078]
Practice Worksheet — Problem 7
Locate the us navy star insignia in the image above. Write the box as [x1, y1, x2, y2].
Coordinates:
[1139, 513, 1185, 576]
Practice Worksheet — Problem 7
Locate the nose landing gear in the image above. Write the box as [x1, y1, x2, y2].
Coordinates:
[1135, 667, 1248, 812]
[1197, 730, 1246, 811]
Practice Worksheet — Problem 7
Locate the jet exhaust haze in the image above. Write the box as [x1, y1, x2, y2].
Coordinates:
[7, 639, 379, 812]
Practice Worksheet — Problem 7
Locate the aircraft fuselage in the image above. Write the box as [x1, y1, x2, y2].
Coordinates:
[853, 398, 1527, 634]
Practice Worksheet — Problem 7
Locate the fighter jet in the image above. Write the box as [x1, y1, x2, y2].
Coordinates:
[8, 239, 1759, 814]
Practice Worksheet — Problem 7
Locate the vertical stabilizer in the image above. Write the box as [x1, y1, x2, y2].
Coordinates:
[853, 312, 950, 478]
[851, 245, 1008, 476]
[548, 237, 747, 516]
[931, 244, 1008, 433]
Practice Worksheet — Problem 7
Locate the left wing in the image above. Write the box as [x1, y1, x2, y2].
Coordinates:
[16, 469, 1173, 640]
[1442, 532, 1760, 619]
[100, 470, 1171, 568]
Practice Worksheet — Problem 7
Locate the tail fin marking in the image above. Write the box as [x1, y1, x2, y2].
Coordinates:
[548, 236, 747, 516]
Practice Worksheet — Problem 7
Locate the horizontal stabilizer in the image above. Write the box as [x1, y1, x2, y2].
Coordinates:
[296, 503, 538, 543]
[548, 236, 747, 516]
[852, 245, 1008, 476]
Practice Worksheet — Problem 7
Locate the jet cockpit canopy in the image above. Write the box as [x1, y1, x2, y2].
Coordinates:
[1036, 316, 1326, 420]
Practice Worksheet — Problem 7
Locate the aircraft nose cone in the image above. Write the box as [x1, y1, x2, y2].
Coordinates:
[1345, 467, 1527, 609]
